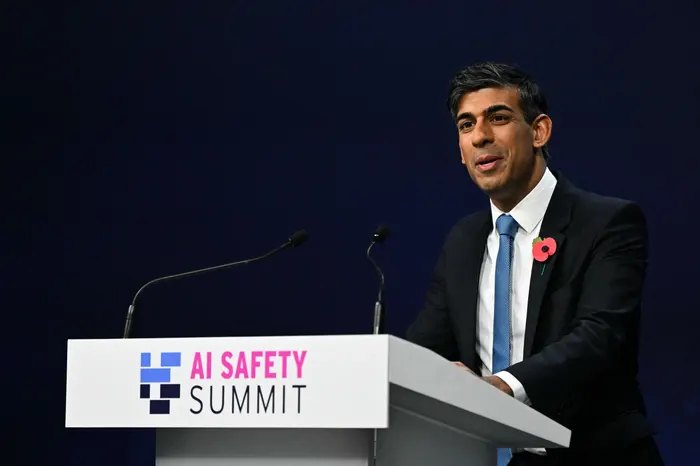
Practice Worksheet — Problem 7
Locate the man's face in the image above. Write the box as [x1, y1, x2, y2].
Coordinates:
[456, 87, 542, 202]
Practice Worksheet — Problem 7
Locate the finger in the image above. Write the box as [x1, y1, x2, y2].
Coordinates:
[453, 361, 475, 373]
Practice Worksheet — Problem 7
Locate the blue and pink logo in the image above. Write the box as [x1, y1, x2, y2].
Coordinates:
[140, 352, 181, 414]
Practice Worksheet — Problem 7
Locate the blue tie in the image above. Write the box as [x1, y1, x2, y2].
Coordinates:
[494, 214, 518, 466]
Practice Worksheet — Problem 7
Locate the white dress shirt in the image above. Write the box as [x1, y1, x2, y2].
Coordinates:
[476, 167, 557, 455]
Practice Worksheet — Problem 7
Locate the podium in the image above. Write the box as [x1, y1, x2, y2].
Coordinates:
[65, 334, 570, 465]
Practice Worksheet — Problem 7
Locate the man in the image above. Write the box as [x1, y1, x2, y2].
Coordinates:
[405, 62, 663, 466]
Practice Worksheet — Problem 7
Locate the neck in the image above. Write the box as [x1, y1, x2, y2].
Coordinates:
[491, 160, 546, 212]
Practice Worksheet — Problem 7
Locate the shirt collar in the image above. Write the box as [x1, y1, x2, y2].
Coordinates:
[489, 167, 558, 235]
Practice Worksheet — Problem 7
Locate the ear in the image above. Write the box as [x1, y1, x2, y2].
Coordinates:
[459, 144, 466, 165]
[531, 114, 552, 151]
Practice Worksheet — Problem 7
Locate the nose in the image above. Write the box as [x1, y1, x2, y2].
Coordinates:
[471, 119, 493, 148]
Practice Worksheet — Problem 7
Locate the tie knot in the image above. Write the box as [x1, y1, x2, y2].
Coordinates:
[496, 214, 519, 238]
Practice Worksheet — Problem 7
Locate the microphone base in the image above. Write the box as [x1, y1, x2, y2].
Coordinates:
[372, 300, 385, 335]
[123, 304, 135, 339]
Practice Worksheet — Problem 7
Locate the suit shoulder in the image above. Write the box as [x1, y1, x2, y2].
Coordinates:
[442, 209, 490, 245]
[571, 186, 647, 230]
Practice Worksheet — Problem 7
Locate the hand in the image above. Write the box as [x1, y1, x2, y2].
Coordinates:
[482, 375, 514, 397]
[452, 361, 476, 375]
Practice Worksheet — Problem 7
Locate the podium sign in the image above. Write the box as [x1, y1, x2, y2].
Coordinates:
[66, 334, 569, 466]
[66, 334, 389, 429]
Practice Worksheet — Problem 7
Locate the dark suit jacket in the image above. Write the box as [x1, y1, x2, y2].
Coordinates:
[406, 170, 656, 460]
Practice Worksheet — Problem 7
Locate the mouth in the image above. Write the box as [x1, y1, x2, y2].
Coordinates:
[475, 154, 504, 172]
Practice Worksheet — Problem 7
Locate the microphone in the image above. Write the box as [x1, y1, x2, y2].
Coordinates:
[122, 229, 309, 338]
[366, 224, 390, 334]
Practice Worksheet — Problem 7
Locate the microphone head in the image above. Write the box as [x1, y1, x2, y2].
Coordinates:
[372, 224, 390, 243]
[288, 229, 309, 247]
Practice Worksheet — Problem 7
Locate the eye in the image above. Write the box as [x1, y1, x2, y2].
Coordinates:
[459, 121, 473, 132]
[491, 114, 510, 124]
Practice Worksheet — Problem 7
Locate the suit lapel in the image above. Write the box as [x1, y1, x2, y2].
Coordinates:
[459, 211, 492, 371]
[523, 175, 573, 358]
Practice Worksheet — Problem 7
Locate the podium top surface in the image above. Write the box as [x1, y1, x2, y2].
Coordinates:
[65, 334, 570, 449]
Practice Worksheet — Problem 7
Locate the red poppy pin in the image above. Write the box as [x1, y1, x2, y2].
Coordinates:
[532, 237, 557, 275]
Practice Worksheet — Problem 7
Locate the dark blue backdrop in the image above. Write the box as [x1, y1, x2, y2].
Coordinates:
[7, 1, 699, 465]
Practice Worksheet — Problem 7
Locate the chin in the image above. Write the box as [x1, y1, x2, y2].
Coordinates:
[480, 186, 506, 199]
[476, 175, 508, 195]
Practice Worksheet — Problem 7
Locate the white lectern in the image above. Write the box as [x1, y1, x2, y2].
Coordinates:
[65, 334, 570, 465]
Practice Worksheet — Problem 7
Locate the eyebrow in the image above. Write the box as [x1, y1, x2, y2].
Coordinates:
[455, 104, 516, 123]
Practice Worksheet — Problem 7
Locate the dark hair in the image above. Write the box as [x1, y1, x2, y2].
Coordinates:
[447, 62, 550, 160]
